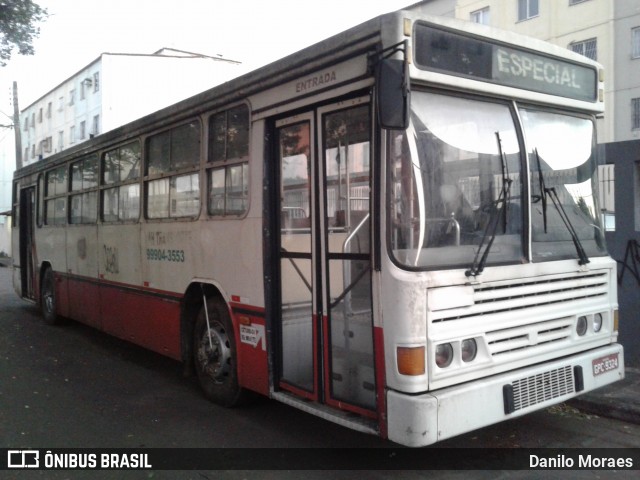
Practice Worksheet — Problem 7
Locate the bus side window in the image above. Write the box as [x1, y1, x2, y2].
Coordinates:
[207, 104, 250, 217]
[37, 174, 44, 227]
[144, 121, 201, 220]
[69, 154, 98, 224]
[44, 166, 67, 226]
[101, 141, 141, 223]
[12, 181, 19, 228]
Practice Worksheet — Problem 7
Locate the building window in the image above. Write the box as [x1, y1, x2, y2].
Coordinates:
[570, 38, 597, 61]
[58, 131, 64, 151]
[632, 98, 640, 130]
[518, 0, 539, 21]
[69, 89, 75, 106]
[80, 120, 86, 140]
[633, 27, 640, 59]
[23, 117, 28, 131]
[58, 96, 64, 111]
[93, 72, 100, 92]
[145, 120, 201, 219]
[92, 114, 100, 136]
[41, 137, 52, 154]
[471, 7, 490, 25]
[598, 164, 615, 231]
[38, 108, 42, 123]
[207, 104, 250, 217]
[70, 126, 76, 144]
[46, 102, 52, 118]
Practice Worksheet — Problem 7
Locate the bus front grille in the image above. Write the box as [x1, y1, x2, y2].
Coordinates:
[505, 365, 575, 413]
[431, 271, 608, 324]
[486, 316, 573, 356]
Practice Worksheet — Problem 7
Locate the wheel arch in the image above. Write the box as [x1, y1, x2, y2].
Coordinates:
[180, 280, 230, 373]
[38, 261, 53, 307]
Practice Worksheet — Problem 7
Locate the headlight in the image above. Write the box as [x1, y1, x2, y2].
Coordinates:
[593, 313, 603, 333]
[461, 338, 477, 362]
[435, 343, 453, 368]
[577, 316, 588, 336]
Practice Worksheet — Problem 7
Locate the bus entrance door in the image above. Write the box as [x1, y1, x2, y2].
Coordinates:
[19, 187, 37, 300]
[274, 100, 376, 416]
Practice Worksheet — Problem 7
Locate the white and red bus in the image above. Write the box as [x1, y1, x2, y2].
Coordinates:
[12, 8, 624, 447]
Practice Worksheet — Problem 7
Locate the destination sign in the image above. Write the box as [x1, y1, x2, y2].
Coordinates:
[414, 23, 598, 102]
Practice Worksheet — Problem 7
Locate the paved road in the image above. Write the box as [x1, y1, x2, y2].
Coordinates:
[1, 266, 638, 479]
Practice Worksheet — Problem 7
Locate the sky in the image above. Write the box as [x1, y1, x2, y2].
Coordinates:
[0, 0, 417, 214]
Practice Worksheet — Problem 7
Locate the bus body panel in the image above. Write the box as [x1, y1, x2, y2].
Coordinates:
[66, 225, 100, 328]
[387, 343, 623, 447]
[232, 304, 269, 396]
[107, 284, 182, 360]
[379, 250, 619, 395]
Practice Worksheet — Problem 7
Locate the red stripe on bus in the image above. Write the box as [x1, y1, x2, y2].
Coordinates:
[231, 307, 269, 396]
[373, 326, 387, 439]
[55, 272, 270, 397]
[55, 271, 183, 361]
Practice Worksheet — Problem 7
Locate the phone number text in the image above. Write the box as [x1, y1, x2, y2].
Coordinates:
[146, 249, 185, 263]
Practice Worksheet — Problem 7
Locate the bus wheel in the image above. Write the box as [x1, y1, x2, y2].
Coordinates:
[193, 298, 245, 407]
[41, 267, 59, 325]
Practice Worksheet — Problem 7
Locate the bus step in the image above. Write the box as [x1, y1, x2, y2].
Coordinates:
[271, 391, 378, 436]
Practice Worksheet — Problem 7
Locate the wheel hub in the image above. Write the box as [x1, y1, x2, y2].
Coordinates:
[197, 323, 231, 383]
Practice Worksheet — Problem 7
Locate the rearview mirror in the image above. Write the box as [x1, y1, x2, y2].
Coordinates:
[376, 58, 410, 130]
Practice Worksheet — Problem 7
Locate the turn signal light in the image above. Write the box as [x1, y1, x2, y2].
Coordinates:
[613, 309, 619, 332]
[397, 346, 425, 376]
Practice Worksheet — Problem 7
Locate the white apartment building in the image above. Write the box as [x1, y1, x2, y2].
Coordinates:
[20, 48, 242, 166]
[454, 0, 640, 145]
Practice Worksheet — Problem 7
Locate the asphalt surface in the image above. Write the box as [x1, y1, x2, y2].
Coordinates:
[570, 366, 640, 425]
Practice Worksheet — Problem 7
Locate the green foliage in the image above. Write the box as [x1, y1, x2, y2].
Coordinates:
[0, 0, 48, 66]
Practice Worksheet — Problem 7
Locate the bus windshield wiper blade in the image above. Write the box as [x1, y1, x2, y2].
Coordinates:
[545, 187, 590, 266]
[532, 149, 589, 266]
[533, 149, 548, 233]
[466, 132, 512, 277]
[465, 177, 512, 277]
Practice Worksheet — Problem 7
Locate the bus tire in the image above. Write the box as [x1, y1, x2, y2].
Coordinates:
[41, 267, 59, 325]
[193, 297, 246, 407]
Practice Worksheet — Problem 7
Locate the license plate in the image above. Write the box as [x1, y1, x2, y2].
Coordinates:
[592, 353, 619, 376]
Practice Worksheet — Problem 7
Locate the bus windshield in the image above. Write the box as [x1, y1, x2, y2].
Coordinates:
[389, 91, 524, 270]
[389, 91, 606, 271]
[522, 108, 606, 262]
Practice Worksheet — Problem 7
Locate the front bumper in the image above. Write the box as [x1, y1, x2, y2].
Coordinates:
[387, 343, 624, 447]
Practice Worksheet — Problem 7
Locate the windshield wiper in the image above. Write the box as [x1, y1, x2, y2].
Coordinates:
[533, 149, 548, 232]
[532, 150, 590, 266]
[545, 187, 590, 266]
[466, 132, 512, 277]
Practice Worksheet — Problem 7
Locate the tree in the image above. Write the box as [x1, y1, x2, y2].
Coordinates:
[0, 0, 48, 67]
